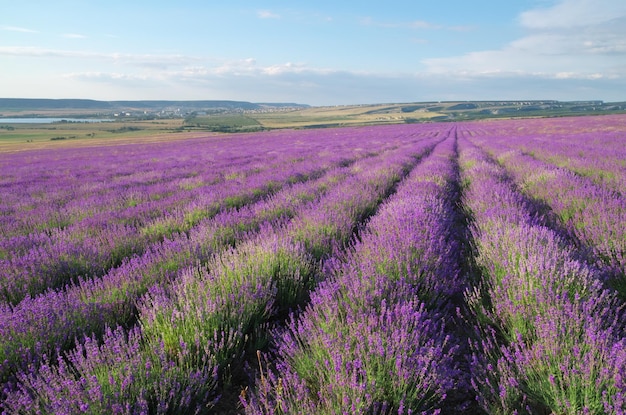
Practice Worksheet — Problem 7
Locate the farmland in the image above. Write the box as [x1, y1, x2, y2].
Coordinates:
[3, 99, 626, 152]
[0, 114, 625, 414]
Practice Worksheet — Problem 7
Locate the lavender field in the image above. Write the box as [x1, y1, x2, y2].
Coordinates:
[1, 114, 625, 414]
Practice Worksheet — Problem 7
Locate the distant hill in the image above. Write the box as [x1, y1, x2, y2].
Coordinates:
[0, 98, 309, 113]
[0, 98, 114, 110]
[2, 98, 625, 127]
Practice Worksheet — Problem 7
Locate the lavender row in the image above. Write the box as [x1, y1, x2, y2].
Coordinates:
[0, 161, 356, 386]
[467, 133, 626, 293]
[0, 124, 443, 300]
[462, 116, 626, 193]
[2, 128, 413, 305]
[0, 128, 434, 378]
[1, 125, 408, 258]
[243, 132, 470, 413]
[0, 150, 341, 305]
[135, 135, 440, 409]
[141, 142, 428, 368]
[457, 135, 626, 414]
[1, 133, 290, 237]
[2, 134, 442, 413]
[514, 132, 625, 195]
[0, 124, 443, 240]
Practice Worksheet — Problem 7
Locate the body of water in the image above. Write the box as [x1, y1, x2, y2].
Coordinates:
[0, 118, 113, 124]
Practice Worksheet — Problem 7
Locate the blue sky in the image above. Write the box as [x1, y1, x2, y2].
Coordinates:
[1, 0, 625, 105]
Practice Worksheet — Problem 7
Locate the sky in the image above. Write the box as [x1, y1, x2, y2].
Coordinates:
[1, 0, 625, 106]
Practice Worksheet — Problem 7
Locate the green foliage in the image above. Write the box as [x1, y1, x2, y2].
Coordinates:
[184, 114, 263, 132]
[106, 126, 142, 133]
[140, 217, 182, 241]
[140, 236, 316, 377]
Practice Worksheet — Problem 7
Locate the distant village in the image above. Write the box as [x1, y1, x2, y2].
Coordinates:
[1, 98, 624, 123]
[109, 103, 307, 120]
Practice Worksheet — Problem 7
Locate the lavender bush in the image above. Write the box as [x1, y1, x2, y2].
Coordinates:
[458, 133, 626, 414]
[243, 130, 470, 414]
[1, 116, 624, 413]
[2, 127, 443, 412]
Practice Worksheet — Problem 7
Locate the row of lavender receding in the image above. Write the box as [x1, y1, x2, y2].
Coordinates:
[462, 115, 626, 194]
[458, 133, 625, 413]
[463, 117, 625, 296]
[0, 115, 625, 414]
[3, 127, 446, 413]
[242, 129, 472, 413]
[1, 127, 436, 385]
[0, 124, 446, 411]
[1, 127, 421, 305]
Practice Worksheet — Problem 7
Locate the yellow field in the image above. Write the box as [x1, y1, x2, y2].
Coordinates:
[253, 104, 445, 128]
[0, 119, 197, 153]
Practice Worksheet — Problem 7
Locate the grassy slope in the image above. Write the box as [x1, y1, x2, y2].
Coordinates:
[0, 119, 205, 153]
[251, 104, 445, 128]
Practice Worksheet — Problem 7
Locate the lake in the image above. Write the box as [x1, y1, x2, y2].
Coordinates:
[0, 118, 113, 124]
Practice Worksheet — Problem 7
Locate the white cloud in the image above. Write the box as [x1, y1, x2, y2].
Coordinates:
[62, 58, 329, 89]
[62, 33, 87, 39]
[0, 46, 81, 58]
[64, 71, 153, 82]
[422, 0, 626, 81]
[519, 0, 626, 28]
[1, 25, 38, 33]
[211, 58, 259, 75]
[0, 46, 200, 68]
[52, 56, 626, 105]
[257, 10, 280, 19]
[5, 57, 626, 105]
[262, 62, 311, 75]
[409, 20, 441, 30]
